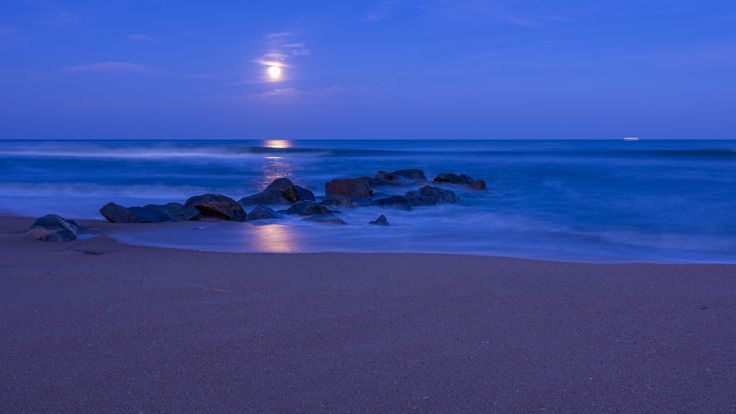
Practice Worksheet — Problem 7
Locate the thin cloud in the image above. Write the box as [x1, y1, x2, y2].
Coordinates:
[64, 61, 158, 74]
[251, 32, 310, 83]
[128, 34, 162, 42]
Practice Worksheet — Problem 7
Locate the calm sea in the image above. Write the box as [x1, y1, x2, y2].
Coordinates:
[1, 139, 735, 263]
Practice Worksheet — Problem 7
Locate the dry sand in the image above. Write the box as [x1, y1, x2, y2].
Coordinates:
[1, 215, 735, 413]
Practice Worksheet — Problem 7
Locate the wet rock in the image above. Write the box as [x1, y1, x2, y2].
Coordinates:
[373, 195, 413, 210]
[321, 197, 374, 208]
[303, 214, 347, 225]
[406, 186, 460, 206]
[369, 214, 390, 226]
[433, 173, 487, 190]
[239, 188, 291, 206]
[184, 194, 246, 221]
[266, 177, 316, 203]
[100, 202, 200, 223]
[283, 200, 337, 216]
[375, 169, 427, 184]
[325, 178, 373, 199]
[248, 205, 280, 221]
[26, 214, 77, 241]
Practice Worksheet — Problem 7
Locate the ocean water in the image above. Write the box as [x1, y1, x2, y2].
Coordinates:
[1, 139, 735, 263]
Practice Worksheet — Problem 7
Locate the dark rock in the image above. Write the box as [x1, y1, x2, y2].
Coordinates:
[283, 200, 336, 216]
[303, 214, 347, 225]
[325, 178, 373, 199]
[248, 205, 279, 221]
[27, 214, 77, 241]
[239, 188, 291, 206]
[406, 186, 460, 206]
[433, 173, 487, 190]
[470, 180, 487, 190]
[100, 202, 200, 223]
[321, 197, 374, 208]
[266, 177, 316, 203]
[369, 214, 390, 226]
[376, 169, 427, 183]
[184, 194, 246, 221]
[373, 195, 413, 211]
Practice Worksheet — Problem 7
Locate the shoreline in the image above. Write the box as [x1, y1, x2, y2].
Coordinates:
[7, 214, 735, 265]
[2, 214, 736, 411]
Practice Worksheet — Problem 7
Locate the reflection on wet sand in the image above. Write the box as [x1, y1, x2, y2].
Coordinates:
[250, 223, 296, 252]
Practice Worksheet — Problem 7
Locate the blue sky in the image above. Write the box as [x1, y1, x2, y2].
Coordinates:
[0, 0, 734, 139]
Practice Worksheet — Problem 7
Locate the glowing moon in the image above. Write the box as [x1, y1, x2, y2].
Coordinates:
[267, 65, 282, 80]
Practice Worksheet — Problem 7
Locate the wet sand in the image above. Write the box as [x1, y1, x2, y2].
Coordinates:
[1, 215, 735, 412]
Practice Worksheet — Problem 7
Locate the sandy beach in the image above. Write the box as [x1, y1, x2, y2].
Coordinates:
[1, 215, 735, 412]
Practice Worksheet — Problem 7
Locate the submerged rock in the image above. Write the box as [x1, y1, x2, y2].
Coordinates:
[100, 202, 199, 223]
[303, 214, 347, 225]
[369, 214, 390, 226]
[375, 169, 427, 184]
[433, 173, 487, 190]
[248, 205, 280, 221]
[320, 197, 374, 208]
[372, 195, 413, 210]
[405, 186, 460, 206]
[325, 178, 373, 199]
[283, 200, 337, 216]
[184, 194, 246, 221]
[27, 214, 78, 242]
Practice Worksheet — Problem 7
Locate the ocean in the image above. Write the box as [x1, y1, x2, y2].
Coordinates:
[1, 139, 735, 263]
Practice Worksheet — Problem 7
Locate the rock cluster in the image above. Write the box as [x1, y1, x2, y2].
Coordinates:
[91, 171, 486, 227]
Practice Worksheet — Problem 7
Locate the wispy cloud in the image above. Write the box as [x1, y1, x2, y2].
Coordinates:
[251, 32, 311, 83]
[128, 34, 162, 43]
[64, 61, 158, 74]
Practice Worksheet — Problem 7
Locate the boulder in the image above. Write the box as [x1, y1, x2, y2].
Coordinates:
[372, 195, 413, 211]
[266, 177, 316, 203]
[248, 205, 280, 221]
[375, 169, 427, 183]
[325, 178, 373, 199]
[239, 188, 291, 206]
[369, 214, 390, 226]
[100, 202, 200, 223]
[320, 197, 374, 208]
[405, 186, 460, 206]
[433, 173, 487, 190]
[303, 214, 347, 225]
[283, 200, 336, 216]
[184, 194, 246, 221]
[26, 214, 77, 242]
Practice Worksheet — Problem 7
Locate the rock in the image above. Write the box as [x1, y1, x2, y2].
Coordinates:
[325, 178, 373, 199]
[184, 194, 246, 221]
[100, 202, 200, 223]
[406, 186, 460, 206]
[369, 214, 389, 226]
[303, 214, 347, 225]
[27, 214, 77, 241]
[321, 197, 374, 208]
[470, 180, 487, 190]
[248, 205, 279, 221]
[433, 173, 487, 190]
[239, 188, 291, 206]
[372, 195, 413, 210]
[283, 200, 336, 216]
[266, 177, 316, 203]
[375, 169, 427, 183]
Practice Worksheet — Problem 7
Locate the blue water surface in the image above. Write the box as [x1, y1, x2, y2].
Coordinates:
[1, 139, 734, 263]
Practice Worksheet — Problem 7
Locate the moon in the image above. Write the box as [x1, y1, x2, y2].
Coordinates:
[267, 65, 283, 81]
